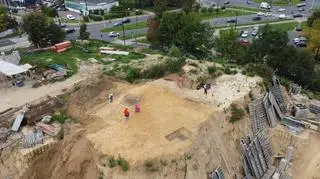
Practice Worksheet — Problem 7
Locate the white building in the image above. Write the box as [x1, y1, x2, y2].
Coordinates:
[65, 0, 118, 14]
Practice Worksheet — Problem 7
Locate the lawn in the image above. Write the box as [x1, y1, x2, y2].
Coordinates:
[135, 38, 150, 44]
[269, 21, 298, 31]
[100, 21, 147, 33]
[20, 40, 109, 75]
[253, 0, 301, 5]
[141, 6, 178, 12]
[119, 33, 146, 40]
[227, 6, 261, 12]
[200, 9, 254, 20]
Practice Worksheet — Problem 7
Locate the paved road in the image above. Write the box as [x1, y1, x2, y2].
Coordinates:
[0, 39, 14, 47]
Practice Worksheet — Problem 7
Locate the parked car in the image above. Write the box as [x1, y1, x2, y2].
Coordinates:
[122, 18, 131, 24]
[113, 22, 123, 27]
[239, 39, 250, 45]
[296, 25, 302, 31]
[252, 16, 261, 21]
[226, 19, 237, 23]
[224, 0, 230, 4]
[293, 37, 300, 44]
[64, 28, 75, 33]
[257, 12, 264, 16]
[293, 14, 303, 18]
[66, 14, 75, 20]
[298, 7, 304, 11]
[241, 31, 249, 38]
[108, 31, 120, 37]
[260, 2, 271, 9]
[296, 3, 306, 7]
[264, 12, 272, 17]
[253, 26, 259, 31]
[278, 8, 286, 12]
[252, 29, 259, 36]
[278, 14, 286, 19]
[296, 41, 307, 47]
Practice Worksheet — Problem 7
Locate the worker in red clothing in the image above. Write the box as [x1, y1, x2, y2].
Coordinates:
[124, 108, 130, 121]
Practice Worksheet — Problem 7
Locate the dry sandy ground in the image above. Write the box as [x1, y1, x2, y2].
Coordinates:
[86, 73, 261, 164]
[0, 62, 100, 112]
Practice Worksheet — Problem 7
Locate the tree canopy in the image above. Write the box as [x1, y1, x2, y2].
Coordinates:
[22, 12, 65, 47]
[0, 5, 18, 32]
[154, 12, 213, 56]
[79, 23, 90, 40]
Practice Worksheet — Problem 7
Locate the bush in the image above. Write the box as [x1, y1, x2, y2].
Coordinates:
[52, 112, 68, 124]
[108, 156, 117, 168]
[166, 58, 186, 73]
[224, 67, 237, 74]
[126, 67, 141, 83]
[117, 155, 129, 172]
[143, 63, 167, 79]
[168, 45, 181, 57]
[135, 9, 143, 15]
[89, 14, 103, 21]
[208, 7, 214, 13]
[201, 7, 208, 13]
[229, 103, 245, 123]
[207, 65, 217, 74]
[83, 16, 89, 22]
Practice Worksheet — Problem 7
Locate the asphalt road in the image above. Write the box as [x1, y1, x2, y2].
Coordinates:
[0, 39, 14, 47]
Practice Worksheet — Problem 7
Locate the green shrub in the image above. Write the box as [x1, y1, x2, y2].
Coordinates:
[135, 9, 143, 15]
[224, 67, 237, 74]
[89, 14, 103, 21]
[117, 155, 129, 172]
[108, 156, 117, 168]
[143, 63, 167, 79]
[52, 112, 68, 124]
[166, 58, 186, 73]
[168, 45, 181, 57]
[229, 103, 245, 123]
[83, 16, 89, 22]
[207, 65, 217, 74]
[189, 62, 198, 67]
[208, 7, 214, 13]
[126, 68, 141, 83]
[201, 7, 208, 13]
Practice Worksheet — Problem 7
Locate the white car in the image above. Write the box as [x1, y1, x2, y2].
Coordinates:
[66, 14, 75, 20]
[241, 31, 249, 38]
[108, 31, 120, 37]
[253, 26, 259, 31]
[257, 12, 264, 16]
[293, 38, 300, 44]
[279, 14, 286, 19]
[264, 12, 272, 17]
[278, 8, 286, 12]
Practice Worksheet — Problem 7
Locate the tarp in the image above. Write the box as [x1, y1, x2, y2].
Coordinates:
[0, 60, 29, 76]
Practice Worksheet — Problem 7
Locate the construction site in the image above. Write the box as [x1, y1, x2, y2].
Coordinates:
[0, 55, 320, 179]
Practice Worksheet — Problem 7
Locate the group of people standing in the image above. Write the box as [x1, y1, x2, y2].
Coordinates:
[108, 93, 140, 121]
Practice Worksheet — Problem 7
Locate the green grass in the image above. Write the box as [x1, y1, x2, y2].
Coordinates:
[215, 19, 294, 29]
[20, 40, 109, 75]
[200, 9, 254, 20]
[119, 33, 146, 40]
[142, 6, 178, 12]
[253, 0, 301, 6]
[270, 21, 298, 31]
[227, 6, 261, 12]
[135, 38, 150, 44]
[100, 21, 147, 33]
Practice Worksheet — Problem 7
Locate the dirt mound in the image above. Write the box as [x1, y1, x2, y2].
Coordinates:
[66, 76, 115, 123]
[22, 125, 100, 179]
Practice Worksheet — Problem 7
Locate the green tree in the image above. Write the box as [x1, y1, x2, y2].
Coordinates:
[154, 0, 167, 18]
[307, 9, 320, 27]
[41, 6, 58, 17]
[22, 12, 49, 47]
[119, 0, 136, 9]
[79, 23, 90, 40]
[250, 24, 289, 62]
[304, 20, 320, 62]
[0, 5, 18, 32]
[157, 12, 213, 56]
[215, 28, 239, 58]
[182, 0, 195, 13]
[168, 45, 181, 57]
[47, 22, 65, 44]
[201, 7, 208, 13]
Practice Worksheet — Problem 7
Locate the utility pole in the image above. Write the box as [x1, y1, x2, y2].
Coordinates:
[122, 16, 126, 46]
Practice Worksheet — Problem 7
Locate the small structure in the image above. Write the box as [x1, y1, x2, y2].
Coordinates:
[292, 104, 309, 119]
[51, 41, 72, 53]
[288, 83, 301, 95]
[310, 100, 320, 114]
[65, 0, 118, 14]
[11, 112, 25, 132]
[208, 167, 225, 179]
[0, 50, 21, 65]
[0, 60, 33, 87]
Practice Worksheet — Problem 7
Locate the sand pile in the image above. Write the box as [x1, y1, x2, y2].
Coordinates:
[21, 125, 100, 179]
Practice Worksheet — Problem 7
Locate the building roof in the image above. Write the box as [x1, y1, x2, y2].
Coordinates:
[0, 60, 31, 76]
[70, 0, 117, 6]
[12, 113, 25, 131]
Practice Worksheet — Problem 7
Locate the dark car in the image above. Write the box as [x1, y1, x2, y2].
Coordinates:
[10, 8, 18, 13]
[293, 14, 303, 18]
[224, 0, 230, 4]
[296, 25, 302, 31]
[252, 16, 261, 21]
[296, 42, 307, 47]
[122, 18, 131, 24]
[226, 19, 237, 23]
[65, 28, 75, 33]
